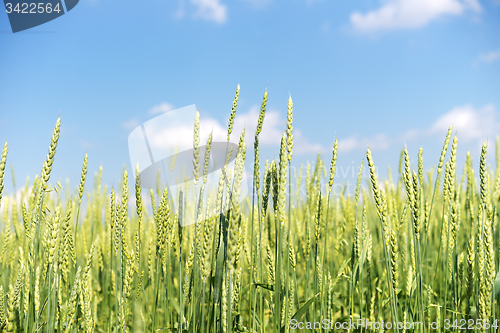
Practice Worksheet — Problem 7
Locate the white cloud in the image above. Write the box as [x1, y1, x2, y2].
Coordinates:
[430, 104, 497, 141]
[338, 137, 359, 153]
[143, 117, 219, 154]
[336, 104, 497, 153]
[149, 102, 175, 115]
[401, 128, 421, 141]
[476, 49, 500, 63]
[338, 134, 392, 153]
[294, 130, 324, 154]
[369, 134, 392, 150]
[191, 0, 227, 24]
[350, 0, 481, 33]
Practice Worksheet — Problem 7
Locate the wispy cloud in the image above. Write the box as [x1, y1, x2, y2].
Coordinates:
[338, 104, 497, 153]
[476, 49, 500, 63]
[123, 102, 176, 131]
[350, 0, 481, 34]
[149, 102, 175, 115]
[430, 104, 497, 141]
[191, 0, 227, 24]
[294, 130, 324, 154]
[338, 133, 392, 153]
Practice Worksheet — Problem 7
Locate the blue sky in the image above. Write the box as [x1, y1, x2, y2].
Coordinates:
[0, 0, 499, 196]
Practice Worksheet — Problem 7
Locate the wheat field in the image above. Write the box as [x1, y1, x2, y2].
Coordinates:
[0, 87, 499, 333]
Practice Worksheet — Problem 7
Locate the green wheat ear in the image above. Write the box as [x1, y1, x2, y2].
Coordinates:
[78, 153, 88, 205]
[482, 205, 494, 320]
[5, 284, 16, 332]
[0, 285, 4, 325]
[328, 138, 338, 192]
[418, 147, 423, 186]
[41, 116, 61, 189]
[277, 133, 288, 227]
[479, 142, 488, 207]
[390, 229, 398, 291]
[0, 141, 7, 207]
[438, 124, 453, 174]
[403, 147, 414, 207]
[254, 89, 268, 193]
[193, 110, 201, 184]
[227, 131, 246, 273]
[135, 163, 142, 218]
[314, 182, 321, 243]
[366, 147, 382, 209]
[465, 237, 474, 317]
[412, 171, 420, 242]
[286, 95, 293, 161]
[256, 89, 268, 137]
[227, 84, 240, 141]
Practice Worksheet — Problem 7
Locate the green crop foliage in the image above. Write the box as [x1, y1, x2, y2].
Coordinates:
[0, 89, 499, 333]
